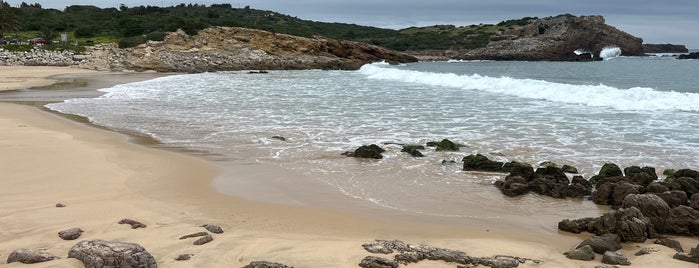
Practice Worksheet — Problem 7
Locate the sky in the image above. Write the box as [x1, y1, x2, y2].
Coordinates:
[5, 0, 699, 48]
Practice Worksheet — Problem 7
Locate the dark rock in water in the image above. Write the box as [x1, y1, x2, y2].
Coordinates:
[561, 164, 579, 174]
[271, 136, 286, 141]
[441, 159, 457, 165]
[634, 247, 658, 256]
[657, 190, 688, 208]
[402, 144, 425, 150]
[175, 254, 193, 261]
[68, 239, 156, 268]
[179, 232, 209, 239]
[118, 218, 147, 229]
[502, 161, 534, 180]
[401, 147, 424, 157]
[534, 166, 568, 183]
[622, 194, 670, 230]
[558, 217, 596, 234]
[675, 169, 699, 179]
[425, 141, 439, 147]
[248, 70, 269, 74]
[577, 234, 622, 254]
[193, 234, 213, 245]
[601, 251, 630, 266]
[654, 238, 684, 252]
[359, 256, 398, 268]
[538, 161, 557, 168]
[56, 203, 66, 207]
[243, 261, 293, 268]
[344, 144, 385, 159]
[665, 206, 699, 236]
[463, 154, 504, 172]
[58, 227, 84, 240]
[690, 193, 699, 210]
[494, 176, 530, 197]
[674, 244, 699, 264]
[599, 163, 623, 178]
[201, 224, 224, 234]
[678, 52, 699, 60]
[646, 182, 670, 194]
[435, 139, 460, 151]
[564, 245, 595, 261]
[7, 248, 60, 264]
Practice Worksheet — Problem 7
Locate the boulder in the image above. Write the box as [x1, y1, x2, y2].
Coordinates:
[675, 169, 699, 179]
[577, 234, 622, 254]
[68, 240, 157, 268]
[564, 245, 595, 261]
[592, 182, 617, 205]
[345, 144, 385, 159]
[599, 163, 623, 178]
[664, 206, 699, 235]
[654, 238, 684, 252]
[534, 165, 568, 182]
[610, 182, 643, 207]
[674, 244, 699, 264]
[201, 224, 224, 234]
[601, 251, 630, 266]
[358, 256, 398, 268]
[463, 154, 504, 172]
[690, 193, 699, 210]
[622, 194, 670, 228]
[502, 161, 534, 180]
[58, 227, 84, 240]
[591, 207, 652, 243]
[435, 139, 460, 151]
[646, 182, 670, 194]
[678, 52, 699, 60]
[657, 190, 688, 208]
[494, 176, 530, 197]
[669, 177, 699, 195]
[561, 164, 579, 174]
[401, 147, 424, 157]
[558, 217, 595, 234]
[243, 261, 293, 268]
[6, 248, 60, 264]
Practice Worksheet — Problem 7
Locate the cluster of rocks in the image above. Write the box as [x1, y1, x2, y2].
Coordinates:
[359, 239, 541, 268]
[343, 139, 463, 159]
[678, 52, 699, 60]
[0, 47, 87, 66]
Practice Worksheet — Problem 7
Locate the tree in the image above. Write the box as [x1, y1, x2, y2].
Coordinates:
[39, 27, 58, 42]
[0, 3, 20, 42]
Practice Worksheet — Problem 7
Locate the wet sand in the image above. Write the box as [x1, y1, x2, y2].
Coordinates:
[1, 66, 697, 267]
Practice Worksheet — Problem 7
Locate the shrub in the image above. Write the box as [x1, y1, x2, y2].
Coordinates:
[118, 35, 147, 48]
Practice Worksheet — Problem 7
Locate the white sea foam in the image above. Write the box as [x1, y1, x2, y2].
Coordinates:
[600, 46, 622, 60]
[359, 63, 699, 112]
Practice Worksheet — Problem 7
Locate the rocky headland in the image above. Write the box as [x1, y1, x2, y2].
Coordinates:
[642, 43, 689, 54]
[414, 14, 644, 61]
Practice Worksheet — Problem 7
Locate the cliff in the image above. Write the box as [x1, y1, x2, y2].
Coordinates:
[420, 15, 643, 61]
[81, 27, 417, 72]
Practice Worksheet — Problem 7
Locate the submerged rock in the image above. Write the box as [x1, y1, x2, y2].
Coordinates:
[435, 139, 460, 151]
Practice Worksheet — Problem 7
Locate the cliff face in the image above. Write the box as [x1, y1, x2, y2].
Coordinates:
[101, 27, 416, 72]
[454, 15, 643, 61]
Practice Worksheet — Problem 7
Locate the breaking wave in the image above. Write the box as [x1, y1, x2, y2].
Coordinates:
[359, 63, 699, 112]
[600, 46, 622, 60]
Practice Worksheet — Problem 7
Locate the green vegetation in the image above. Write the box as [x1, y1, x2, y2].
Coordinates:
[1, 1, 539, 51]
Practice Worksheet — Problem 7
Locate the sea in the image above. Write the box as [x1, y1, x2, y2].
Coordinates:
[46, 50, 699, 229]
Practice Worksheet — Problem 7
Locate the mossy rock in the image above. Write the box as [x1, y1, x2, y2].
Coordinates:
[402, 144, 425, 150]
[598, 163, 623, 178]
[463, 154, 505, 172]
[401, 147, 424, 157]
[539, 161, 558, 168]
[561, 164, 579, 174]
[502, 161, 535, 180]
[351, 144, 385, 159]
[435, 139, 460, 151]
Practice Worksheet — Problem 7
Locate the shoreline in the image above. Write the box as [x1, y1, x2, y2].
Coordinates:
[1, 67, 697, 267]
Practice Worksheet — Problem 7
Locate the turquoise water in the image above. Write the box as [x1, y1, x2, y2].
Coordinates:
[47, 56, 699, 224]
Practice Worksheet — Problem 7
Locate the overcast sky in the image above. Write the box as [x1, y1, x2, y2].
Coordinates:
[5, 0, 698, 48]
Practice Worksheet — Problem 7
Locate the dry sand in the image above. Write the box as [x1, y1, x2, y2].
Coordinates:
[1, 67, 697, 267]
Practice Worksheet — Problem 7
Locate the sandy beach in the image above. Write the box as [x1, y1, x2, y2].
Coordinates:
[1, 67, 697, 267]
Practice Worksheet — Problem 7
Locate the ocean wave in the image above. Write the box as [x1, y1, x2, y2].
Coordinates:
[359, 63, 699, 112]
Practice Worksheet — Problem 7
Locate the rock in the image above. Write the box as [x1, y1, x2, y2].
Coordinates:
[56, 203, 66, 207]
[675, 169, 699, 179]
[271, 136, 286, 141]
[179, 231, 209, 239]
[534, 165, 568, 182]
[634, 247, 658, 256]
[193, 234, 213, 245]
[175, 254, 193, 261]
[435, 139, 460, 151]
[674, 244, 699, 264]
[358, 256, 398, 268]
[201, 224, 224, 234]
[463, 154, 504, 172]
[58, 227, 84, 240]
[690, 193, 699, 210]
[345, 144, 385, 159]
[502, 161, 534, 180]
[657, 190, 688, 208]
[401, 147, 424, 157]
[6, 248, 60, 264]
[678, 52, 699, 60]
[592, 182, 617, 205]
[118, 218, 147, 229]
[243, 261, 293, 268]
[646, 182, 670, 194]
[394, 252, 424, 264]
[601, 251, 630, 266]
[599, 163, 623, 178]
[592, 207, 652, 243]
[494, 176, 530, 197]
[610, 182, 643, 207]
[670, 177, 699, 195]
[664, 169, 677, 179]
[68, 239, 157, 268]
[558, 217, 595, 234]
[561, 164, 579, 173]
[622, 194, 670, 229]
[664, 206, 699, 236]
[642, 44, 689, 53]
[577, 234, 622, 254]
[361, 240, 409, 254]
[564, 245, 595, 261]
[654, 238, 684, 252]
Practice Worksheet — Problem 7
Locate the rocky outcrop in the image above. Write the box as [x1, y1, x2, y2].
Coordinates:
[83, 27, 416, 72]
[68, 240, 157, 268]
[678, 52, 699, 60]
[642, 44, 689, 53]
[453, 15, 643, 61]
[6, 248, 60, 264]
